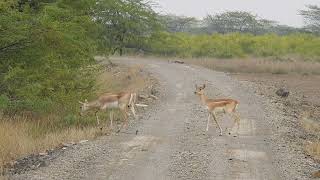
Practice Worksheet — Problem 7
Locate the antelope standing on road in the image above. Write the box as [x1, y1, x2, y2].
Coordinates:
[79, 92, 137, 132]
[194, 84, 240, 136]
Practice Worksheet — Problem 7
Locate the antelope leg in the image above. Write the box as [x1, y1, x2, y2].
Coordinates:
[95, 111, 100, 125]
[206, 113, 211, 131]
[211, 112, 223, 136]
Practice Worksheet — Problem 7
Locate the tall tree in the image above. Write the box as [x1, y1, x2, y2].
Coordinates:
[300, 5, 320, 34]
[205, 11, 260, 34]
[0, 0, 101, 113]
[94, 0, 159, 55]
[159, 15, 198, 33]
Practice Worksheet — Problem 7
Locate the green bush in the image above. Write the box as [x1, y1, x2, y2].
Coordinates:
[0, 95, 9, 110]
[0, 1, 102, 119]
[144, 32, 320, 61]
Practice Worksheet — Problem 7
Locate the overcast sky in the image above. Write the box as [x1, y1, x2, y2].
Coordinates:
[153, 0, 320, 27]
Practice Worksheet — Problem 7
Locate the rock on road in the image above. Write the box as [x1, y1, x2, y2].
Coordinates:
[13, 58, 305, 180]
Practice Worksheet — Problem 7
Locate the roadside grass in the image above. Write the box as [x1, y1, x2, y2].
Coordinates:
[127, 55, 320, 75]
[0, 119, 100, 174]
[182, 57, 320, 75]
[0, 58, 150, 174]
[301, 111, 320, 161]
[306, 143, 320, 162]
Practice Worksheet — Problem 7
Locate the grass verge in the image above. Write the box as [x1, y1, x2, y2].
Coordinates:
[182, 57, 320, 75]
[0, 57, 151, 174]
[301, 111, 320, 162]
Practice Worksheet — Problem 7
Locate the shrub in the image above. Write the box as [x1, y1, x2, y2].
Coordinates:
[144, 32, 320, 61]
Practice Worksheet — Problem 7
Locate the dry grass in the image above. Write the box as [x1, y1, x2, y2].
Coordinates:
[306, 142, 320, 162]
[0, 118, 101, 173]
[96, 61, 148, 94]
[183, 58, 320, 75]
[0, 58, 151, 174]
[301, 113, 320, 134]
[129, 55, 320, 74]
[301, 111, 320, 161]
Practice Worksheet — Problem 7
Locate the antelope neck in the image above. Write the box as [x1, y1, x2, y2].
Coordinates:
[199, 93, 208, 106]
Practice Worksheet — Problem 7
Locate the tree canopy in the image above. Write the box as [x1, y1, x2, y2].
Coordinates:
[0, 0, 160, 115]
[94, 0, 159, 55]
[159, 14, 199, 33]
[300, 5, 320, 34]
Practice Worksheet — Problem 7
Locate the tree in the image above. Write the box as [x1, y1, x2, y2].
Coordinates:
[94, 0, 159, 55]
[0, 0, 101, 114]
[159, 14, 199, 33]
[205, 11, 260, 34]
[300, 5, 320, 34]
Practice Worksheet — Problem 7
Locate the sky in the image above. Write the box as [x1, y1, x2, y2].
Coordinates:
[153, 0, 320, 27]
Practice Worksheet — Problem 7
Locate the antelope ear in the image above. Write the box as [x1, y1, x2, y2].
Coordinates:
[85, 99, 88, 103]
[79, 101, 84, 104]
[203, 84, 206, 88]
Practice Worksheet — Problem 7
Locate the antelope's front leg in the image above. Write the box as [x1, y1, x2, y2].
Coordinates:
[109, 110, 114, 130]
[95, 111, 100, 125]
[206, 112, 211, 131]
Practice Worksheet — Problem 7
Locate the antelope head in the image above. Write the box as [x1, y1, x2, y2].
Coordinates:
[79, 99, 89, 115]
[194, 84, 206, 96]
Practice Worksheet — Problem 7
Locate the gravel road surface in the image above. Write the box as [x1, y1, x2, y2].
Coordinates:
[13, 58, 314, 180]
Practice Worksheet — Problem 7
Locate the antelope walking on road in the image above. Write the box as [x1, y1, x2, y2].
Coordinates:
[194, 84, 240, 136]
[79, 92, 137, 132]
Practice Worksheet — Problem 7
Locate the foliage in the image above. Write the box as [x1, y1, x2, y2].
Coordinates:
[94, 0, 160, 55]
[159, 11, 302, 35]
[0, 0, 101, 117]
[0, 0, 159, 130]
[144, 32, 320, 60]
[205, 11, 261, 34]
[159, 14, 199, 33]
[1, 0, 319, 124]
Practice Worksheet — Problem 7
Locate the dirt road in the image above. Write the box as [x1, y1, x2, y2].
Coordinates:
[13, 58, 315, 180]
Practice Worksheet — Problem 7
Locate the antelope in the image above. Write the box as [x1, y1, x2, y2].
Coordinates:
[79, 92, 137, 132]
[194, 84, 240, 136]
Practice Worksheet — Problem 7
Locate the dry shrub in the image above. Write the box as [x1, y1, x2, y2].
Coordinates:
[96, 62, 148, 94]
[301, 111, 320, 161]
[0, 118, 101, 173]
[301, 115, 320, 134]
[306, 142, 320, 161]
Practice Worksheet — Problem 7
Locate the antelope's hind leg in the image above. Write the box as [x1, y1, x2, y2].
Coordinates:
[206, 113, 211, 131]
[130, 104, 137, 119]
[117, 108, 129, 133]
[109, 110, 114, 130]
[211, 112, 223, 136]
[229, 112, 240, 137]
[95, 111, 100, 125]
[234, 112, 241, 137]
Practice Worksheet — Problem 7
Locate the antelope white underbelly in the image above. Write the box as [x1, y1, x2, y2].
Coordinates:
[212, 107, 225, 114]
[104, 101, 119, 109]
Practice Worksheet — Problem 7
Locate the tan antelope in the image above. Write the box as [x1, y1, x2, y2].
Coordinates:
[79, 92, 137, 132]
[194, 84, 240, 136]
